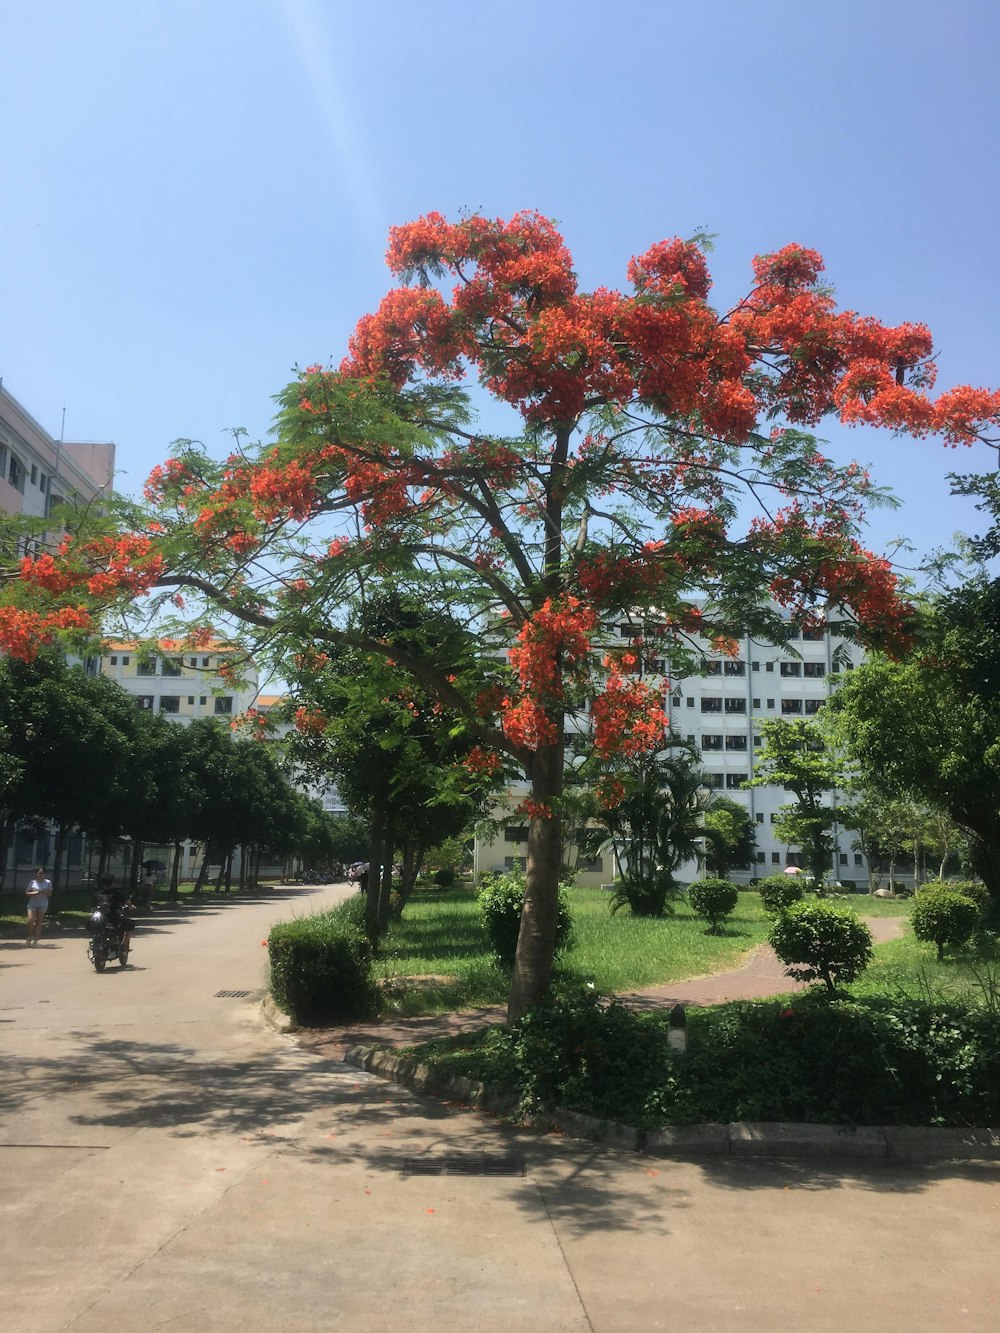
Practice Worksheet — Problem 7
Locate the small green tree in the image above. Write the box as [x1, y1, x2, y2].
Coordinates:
[769, 901, 873, 993]
[688, 877, 739, 934]
[756, 873, 805, 914]
[749, 718, 842, 889]
[702, 796, 756, 878]
[911, 885, 980, 961]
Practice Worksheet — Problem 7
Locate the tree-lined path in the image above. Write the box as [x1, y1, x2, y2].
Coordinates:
[2, 894, 996, 1332]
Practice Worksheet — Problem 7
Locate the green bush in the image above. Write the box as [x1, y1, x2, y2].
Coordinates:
[477, 869, 573, 970]
[756, 874, 805, 914]
[769, 900, 873, 993]
[912, 885, 980, 962]
[433, 867, 456, 889]
[425, 989, 1000, 1128]
[688, 878, 739, 933]
[268, 900, 380, 1025]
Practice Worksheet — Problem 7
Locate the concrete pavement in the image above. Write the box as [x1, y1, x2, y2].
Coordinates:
[2, 886, 999, 1331]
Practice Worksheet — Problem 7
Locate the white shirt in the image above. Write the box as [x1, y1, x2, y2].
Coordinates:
[27, 877, 52, 909]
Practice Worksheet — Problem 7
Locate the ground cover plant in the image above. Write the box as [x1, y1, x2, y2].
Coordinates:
[405, 986, 1000, 1130]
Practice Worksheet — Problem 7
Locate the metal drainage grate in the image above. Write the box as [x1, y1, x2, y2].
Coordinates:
[214, 989, 260, 999]
[399, 1153, 525, 1178]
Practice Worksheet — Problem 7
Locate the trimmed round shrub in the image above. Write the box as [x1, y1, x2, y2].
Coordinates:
[756, 874, 805, 914]
[433, 867, 456, 889]
[477, 870, 573, 970]
[912, 885, 980, 961]
[769, 900, 873, 993]
[688, 877, 739, 934]
[268, 901, 380, 1025]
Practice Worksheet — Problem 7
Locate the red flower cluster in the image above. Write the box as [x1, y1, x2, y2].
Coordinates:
[293, 706, 328, 736]
[0, 605, 93, 661]
[591, 672, 669, 758]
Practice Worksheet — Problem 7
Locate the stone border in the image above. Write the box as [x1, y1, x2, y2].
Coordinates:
[343, 1044, 1000, 1163]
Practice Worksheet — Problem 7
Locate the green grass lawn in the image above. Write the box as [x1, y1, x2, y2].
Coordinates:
[377, 884, 786, 1014]
[850, 929, 1000, 1010]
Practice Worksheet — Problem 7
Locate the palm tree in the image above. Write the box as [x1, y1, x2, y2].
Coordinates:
[581, 749, 726, 917]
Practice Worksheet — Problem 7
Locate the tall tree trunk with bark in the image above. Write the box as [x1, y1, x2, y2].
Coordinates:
[507, 740, 564, 1024]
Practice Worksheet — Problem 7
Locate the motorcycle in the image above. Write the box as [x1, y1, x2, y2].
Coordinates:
[87, 906, 130, 972]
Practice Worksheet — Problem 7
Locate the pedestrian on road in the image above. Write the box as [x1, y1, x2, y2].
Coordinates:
[26, 866, 53, 945]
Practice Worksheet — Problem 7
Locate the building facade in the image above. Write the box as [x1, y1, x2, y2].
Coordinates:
[0, 382, 115, 523]
[474, 613, 868, 888]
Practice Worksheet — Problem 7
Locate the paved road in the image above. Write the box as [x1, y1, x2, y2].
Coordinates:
[2, 889, 999, 1332]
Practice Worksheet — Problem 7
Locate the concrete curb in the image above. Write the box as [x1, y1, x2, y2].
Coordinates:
[260, 993, 298, 1034]
[342, 1043, 1000, 1163]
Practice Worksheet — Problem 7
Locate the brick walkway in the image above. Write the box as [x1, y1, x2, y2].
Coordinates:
[297, 914, 908, 1062]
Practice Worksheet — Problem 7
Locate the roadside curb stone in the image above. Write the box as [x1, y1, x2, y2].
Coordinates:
[343, 1042, 1000, 1163]
[260, 993, 297, 1034]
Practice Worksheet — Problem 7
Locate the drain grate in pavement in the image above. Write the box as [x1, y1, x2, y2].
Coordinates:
[214, 989, 260, 999]
[399, 1153, 525, 1178]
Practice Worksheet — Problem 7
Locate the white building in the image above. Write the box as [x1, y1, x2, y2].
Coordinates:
[475, 612, 868, 888]
[101, 640, 259, 723]
[0, 382, 115, 524]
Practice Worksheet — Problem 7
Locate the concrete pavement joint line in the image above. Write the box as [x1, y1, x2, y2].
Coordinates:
[61, 1146, 278, 1332]
[344, 1045, 1000, 1163]
[535, 1175, 597, 1333]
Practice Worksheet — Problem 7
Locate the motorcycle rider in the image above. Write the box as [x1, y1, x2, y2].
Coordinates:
[96, 873, 135, 952]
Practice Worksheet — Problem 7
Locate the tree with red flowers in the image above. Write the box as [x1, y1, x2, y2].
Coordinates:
[3, 211, 999, 1020]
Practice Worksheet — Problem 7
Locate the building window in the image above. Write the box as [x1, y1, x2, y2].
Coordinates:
[701, 734, 723, 750]
[159, 696, 180, 714]
[724, 661, 745, 676]
[578, 856, 603, 873]
[685, 734, 695, 744]
[771, 852, 781, 864]
[8, 454, 24, 490]
[755, 813, 764, 824]
[161, 658, 183, 677]
[803, 662, 825, 678]
[214, 697, 233, 715]
[755, 851, 766, 864]
[724, 698, 746, 714]
[202, 657, 211, 667]
[781, 699, 803, 714]
[770, 813, 778, 823]
[725, 735, 747, 751]
[137, 661, 156, 677]
[725, 773, 747, 789]
[200, 696, 207, 706]
[854, 854, 863, 867]
[802, 625, 825, 641]
[504, 856, 527, 872]
[779, 662, 801, 677]
[187, 696, 195, 705]
[705, 661, 722, 675]
[122, 656, 130, 666]
[839, 854, 848, 865]
[701, 697, 722, 713]
[110, 656, 118, 665]
[686, 697, 695, 707]
[704, 773, 724, 789]
[765, 661, 774, 672]
[804, 699, 823, 715]
[135, 696, 154, 710]
[30, 464, 38, 485]
[39, 472, 47, 491]
[504, 826, 529, 842]
[189, 657, 199, 668]
[752, 661, 760, 671]
[766, 698, 775, 709]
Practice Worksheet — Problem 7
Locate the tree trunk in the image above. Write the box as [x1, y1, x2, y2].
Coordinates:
[170, 842, 182, 900]
[365, 805, 387, 938]
[507, 740, 564, 1024]
[193, 845, 211, 895]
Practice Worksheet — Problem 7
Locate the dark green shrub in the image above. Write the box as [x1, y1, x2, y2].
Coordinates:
[609, 870, 677, 918]
[912, 885, 980, 961]
[688, 877, 739, 933]
[756, 873, 805, 914]
[768, 900, 873, 993]
[433, 867, 456, 889]
[510, 989, 673, 1125]
[268, 901, 380, 1025]
[477, 869, 573, 969]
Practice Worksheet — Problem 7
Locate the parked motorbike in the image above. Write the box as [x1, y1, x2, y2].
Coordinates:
[87, 906, 130, 972]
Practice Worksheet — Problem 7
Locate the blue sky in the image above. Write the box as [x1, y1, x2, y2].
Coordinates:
[3, 0, 998, 571]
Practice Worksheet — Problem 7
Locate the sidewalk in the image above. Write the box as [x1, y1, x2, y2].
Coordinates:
[297, 915, 908, 1061]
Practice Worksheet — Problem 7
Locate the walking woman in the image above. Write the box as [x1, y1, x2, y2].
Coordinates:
[26, 866, 53, 945]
